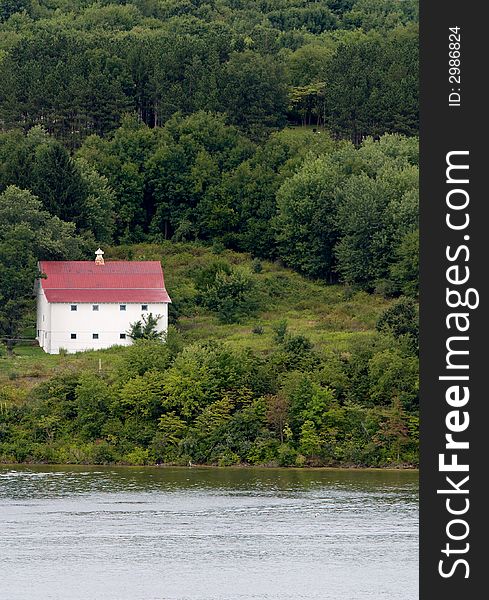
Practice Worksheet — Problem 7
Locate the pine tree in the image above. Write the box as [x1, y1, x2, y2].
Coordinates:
[32, 142, 87, 224]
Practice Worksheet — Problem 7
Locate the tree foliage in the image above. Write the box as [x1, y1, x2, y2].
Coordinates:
[0, 1, 419, 467]
[0, 1, 418, 143]
[128, 313, 164, 341]
[0, 186, 89, 351]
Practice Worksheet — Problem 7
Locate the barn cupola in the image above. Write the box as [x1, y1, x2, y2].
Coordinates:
[95, 248, 105, 266]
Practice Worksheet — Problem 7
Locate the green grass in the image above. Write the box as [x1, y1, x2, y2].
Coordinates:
[0, 345, 127, 394]
[0, 242, 393, 390]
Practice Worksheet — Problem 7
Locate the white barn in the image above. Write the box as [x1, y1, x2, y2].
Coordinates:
[36, 250, 171, 354]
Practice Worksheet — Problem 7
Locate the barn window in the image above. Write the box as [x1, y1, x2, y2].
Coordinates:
[92, 333, 99, 340]
[71, 305, 77, 311]
[92, 305, 99, 311]
[120, 333, 126, 340]
[120, 305, 126, 311]
[71, 333, 77, 339]
[141, 305, 148, 311]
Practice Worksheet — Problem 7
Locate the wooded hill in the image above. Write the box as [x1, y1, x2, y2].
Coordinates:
[1, 0, 418, 145]
[0, 0, 419, 467]
[0, 243, 419, 467]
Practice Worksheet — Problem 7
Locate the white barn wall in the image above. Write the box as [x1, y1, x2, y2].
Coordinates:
[42, 302, 168, 354]
[36, 286, 52, 353]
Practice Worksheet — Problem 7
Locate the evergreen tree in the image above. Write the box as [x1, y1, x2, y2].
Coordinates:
[128, 313, 164, 341]
[32, 142, 88, 224]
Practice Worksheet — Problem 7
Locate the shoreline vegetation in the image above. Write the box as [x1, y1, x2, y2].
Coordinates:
[1, 462, 419, 471]
[1, 2, 419, 470]
[1, 244, 419, 470]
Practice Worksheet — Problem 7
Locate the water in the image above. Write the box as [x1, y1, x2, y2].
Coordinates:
[0, 466, 418, 600]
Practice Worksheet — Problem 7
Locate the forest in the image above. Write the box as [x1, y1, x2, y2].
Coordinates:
[0, 0, 419, 467]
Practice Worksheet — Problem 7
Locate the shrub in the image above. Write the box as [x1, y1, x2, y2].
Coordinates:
[117, 371, 166, 418]
[217, 450, 241, 466]
[128, 313, 164, 340]
[376, 297, 419, 353]
[88, 441, 118, 464]
[198, 265, 259, 323]
[247, 437, 280, 465]
[75, 372, 112, 440]
[251, 258, 263, 273]
[368, 349, 419, 411]
[211, 241, 225, 255]
[283, 334, 313, 355]
[124, 447, 151, 465]
[272, 319, 288, 344]
[116, 337, 175, 381]
[390, 230, 419, 297]
[31, 443, 57, 463]
[277, 443, 298, 467]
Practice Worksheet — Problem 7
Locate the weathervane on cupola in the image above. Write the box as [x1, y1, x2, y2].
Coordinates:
[95, 248, 105, 266]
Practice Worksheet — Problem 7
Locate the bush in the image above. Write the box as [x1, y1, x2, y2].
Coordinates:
[124, 447, 152, 465]
[217, 450, 241, 466]
[272, 320, 288, 344]
[192, 260, 231, 290]
[75, 372, 112, 440]
[368, 349, 419, 411]
[376, 297, 418, 353]
[116, 337, 174, 380]
[277, 443, 298, 467]
[251, 258, 263, 273]
[197, 265, 259, 323]
[283, 334, 313, 355]
[31, 443, 58, 463]
[211, 241, 225, 255]
[88, 441, 118, 464]
[374, 278, 397, 297]
[247, 437, 280, 465]
[390, 230, 419, 297]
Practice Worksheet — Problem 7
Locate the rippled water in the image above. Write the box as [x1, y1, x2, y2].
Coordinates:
[0, 466, 418, 600]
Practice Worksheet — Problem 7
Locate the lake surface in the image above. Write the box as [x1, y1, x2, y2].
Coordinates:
[0, 466, 418, 600]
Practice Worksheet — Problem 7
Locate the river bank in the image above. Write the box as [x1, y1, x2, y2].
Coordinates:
[0, 460, 418, 470]
[1, 245, 418, 471]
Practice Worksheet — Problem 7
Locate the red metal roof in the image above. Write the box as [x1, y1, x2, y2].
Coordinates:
[39, 261, 171, 304]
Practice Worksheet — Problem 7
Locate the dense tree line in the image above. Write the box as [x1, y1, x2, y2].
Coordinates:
[0, 1, 418, 144]
[0, 122, 418, 296]
[0, 0, 419, 302]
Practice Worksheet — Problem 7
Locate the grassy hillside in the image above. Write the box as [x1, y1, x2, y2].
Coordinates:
[0, 243, 419, 468]
[0, 242, 391, 392]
